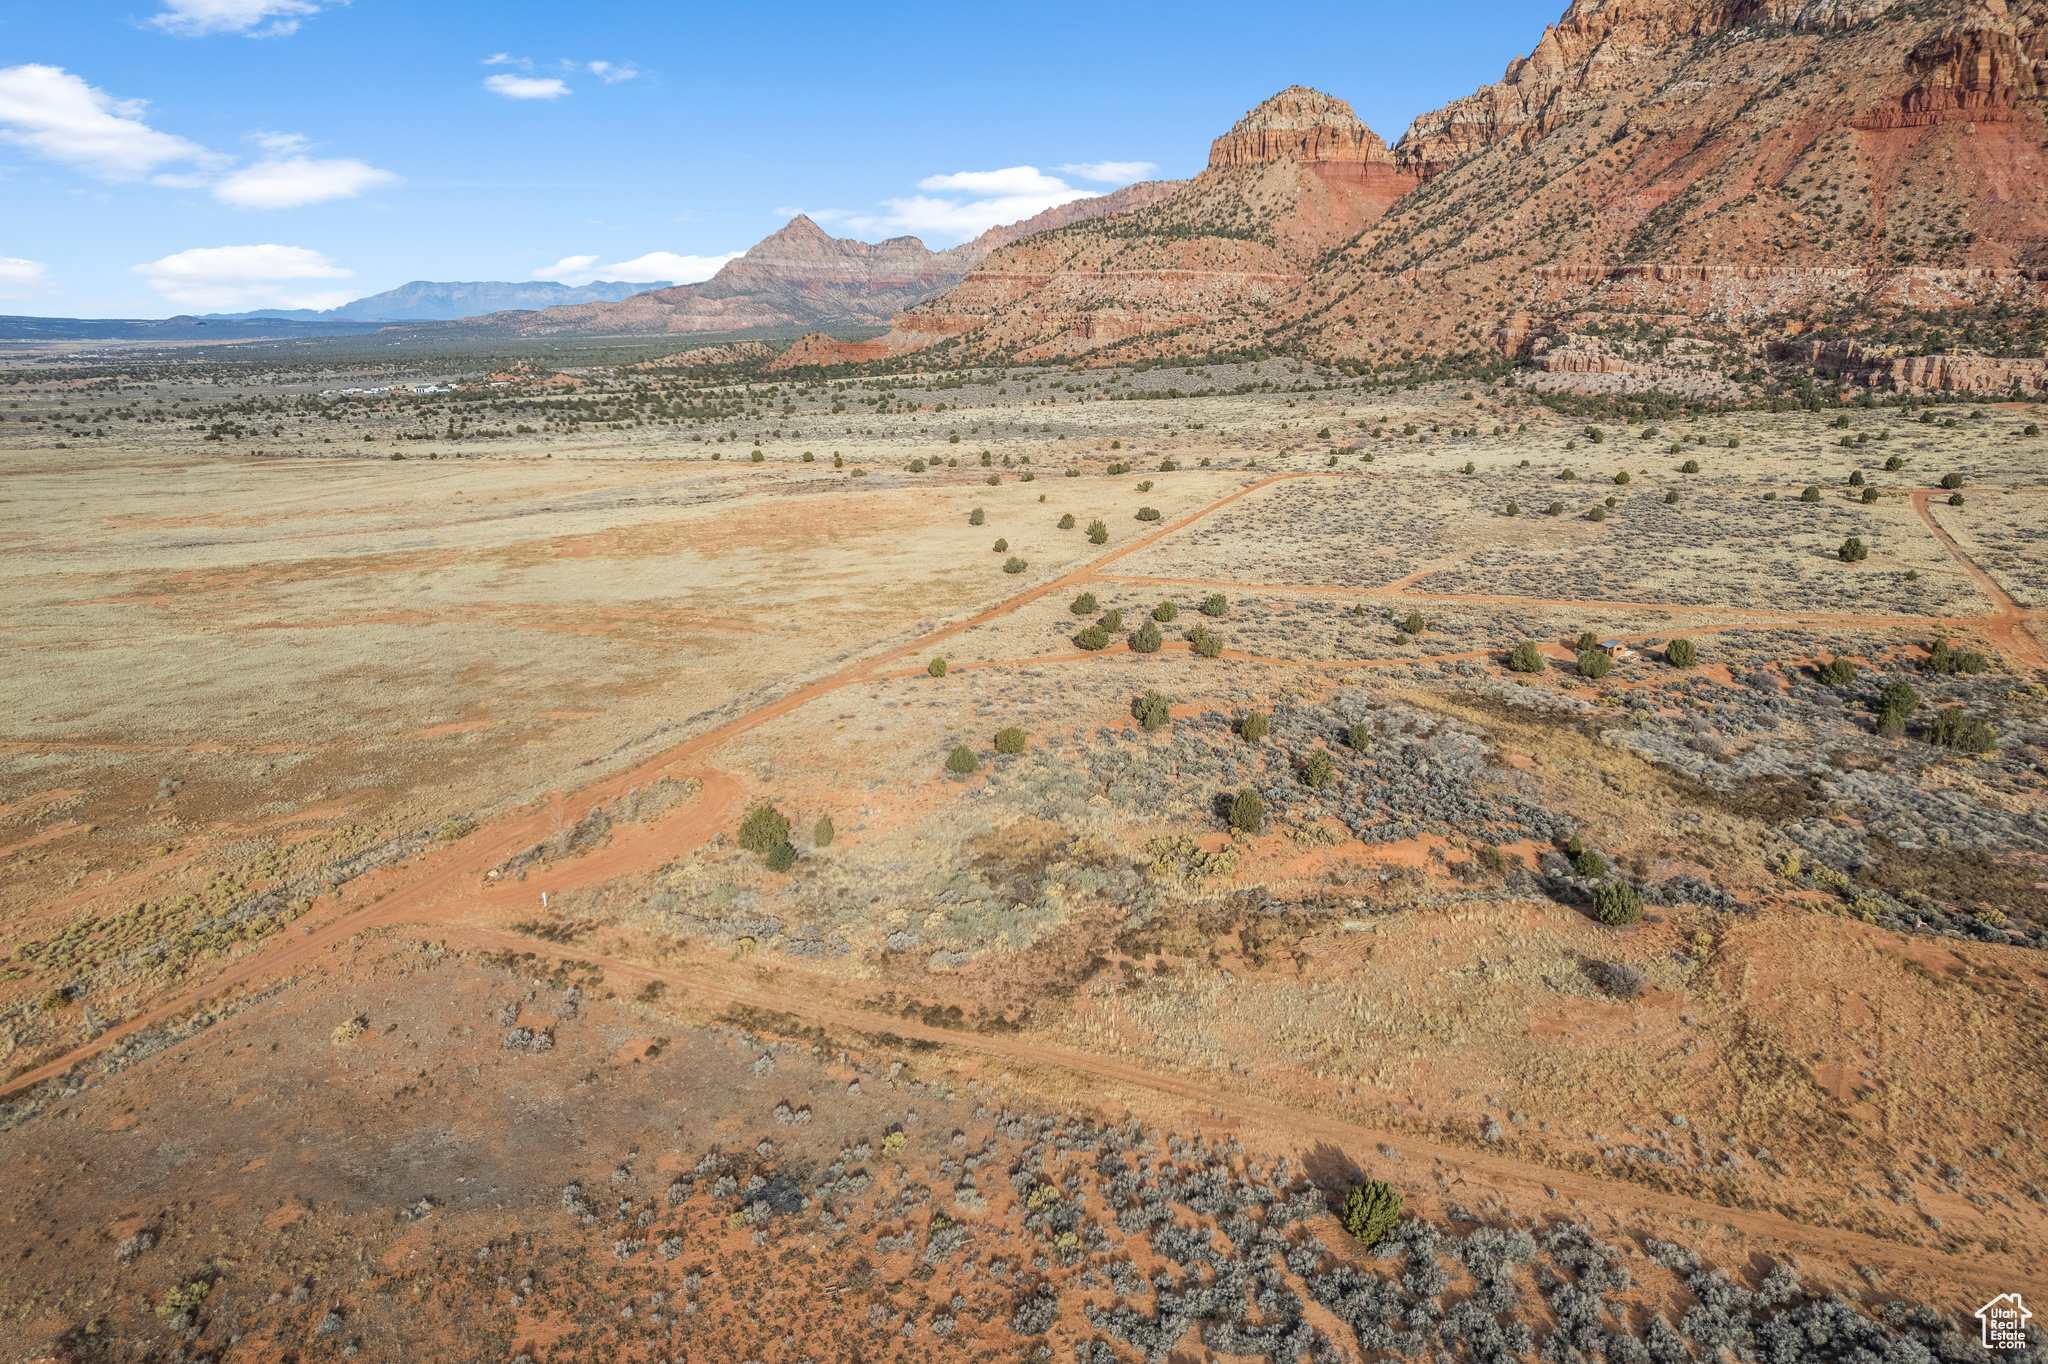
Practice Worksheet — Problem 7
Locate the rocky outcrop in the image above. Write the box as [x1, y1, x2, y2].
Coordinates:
[1773, 337, 2048, 390]
[1207, 86, 1400, 168]
[787, 86, 1426, 368]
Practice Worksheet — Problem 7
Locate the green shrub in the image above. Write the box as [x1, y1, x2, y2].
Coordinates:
[437, 817, 476, 842]
[1228, 787, 1264, 834]
[1403, 610, 1427, 634]
[1076, 623, 1110, 650]
[1925, 637, 1988, 675]
[1574, 848, 1610, 878]
[994, 726, 1026, 755]
[765, 842, 796, 873]
[1926, 707, 1997, 753]
[1131, 619, 1163, 653]
[1463, 461, 1475, 474]
[1201, 593, 1228, 617]
[1058, 512, 1075, 529]
[928, 657, 947, 677]
[1577, 631, 1598, 650]
[993, 538, 1008, 552]
[1585, 426, 1605, 444]
[1819, 656, 1857, 687]
[1003, 556, 1026, 574]
[1154, 600, 1178, 622]
[1879, 678, 1920, 719]
[909, 458, 926, 472]
[1948, 492, 1965, 507]
[1592, 882, 1644, 925]
[1885, 454, 1903, 470]
[1681, 458, 1700, 473]
[1240, 711, 1270, 742]
[1132, 689, 1171, 731]
[1862, 486, 1880, 504]
[1508, 641, 1544, 673]
[1347, 722, 1371, 751]
[1303, 750, 1335, 788]
[1800, 485, 1821, 503]
[1136, 480, 1154, 493]
[1071, 591, 1098, 614]
[739, 804, 791, 854]
[750, 450, 764, 462]
[1506, 500, 1521, 516]
[1727, 436, 1740, 448]
[1136, 506, 1161, 521]
[1088, 519, 1109, 544]
[157, 1282, 212, 1321]
[1664, 637, 1696, 667]
[1559, 467, 1577, 481]
[1338, 1181, 1402, 1248]
[1838, 537, 1868, 562]
[1664, 489, 1680, 504]
[1100, 609, 1123, 633]
[945, 745, 978, 774]
[1190, 625, 1224, 658]
[1940, 471, 1963, 490]
[985, 473, 1001, 486]
[1546, 500, 1564, 516]
[813, 816, 834, 847]
[1848, 470, 1865, 486]
[1066, 466, 1079, 477]
[1578, 648, 1611, 680]
[1020, 470, 1035, 482]
[969, 507, 985, 525]
[1587, 506, 1607, 522]
[1614, 470, 1630, 485]
[1394, 632, 1410, 646]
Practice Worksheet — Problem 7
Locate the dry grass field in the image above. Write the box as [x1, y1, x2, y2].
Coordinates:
[4, 352, 2047, 1362]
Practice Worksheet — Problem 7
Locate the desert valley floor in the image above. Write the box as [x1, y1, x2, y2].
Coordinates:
[3, 357, 2047, 1363]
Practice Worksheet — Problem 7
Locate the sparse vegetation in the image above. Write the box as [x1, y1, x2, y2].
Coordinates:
[1228, 787, 1264, 834]
[1240, 711, 1270, 742]
[1132, 689, 1172, 731]
[1153, 600, 1178, 622]
[1507, 641, 1544, 673]
[1338, 1181, 1401, 1247]
[738, 804, 790, 855]
[1927, 708, 1997, 753]
[1592, 882, 1644, 925]
[1201, 593, 1228, 617]
[1071, 591, 1098, 615]
[994, 726, 1026, 755]
[945, 745, 978, 774]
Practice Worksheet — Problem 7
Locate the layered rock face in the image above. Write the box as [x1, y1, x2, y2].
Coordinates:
[447, 184, 1184, 339]
[779, 86, 1426, 368]
[799, 0, 2044, 383]
[1277, 0, 2048, 370]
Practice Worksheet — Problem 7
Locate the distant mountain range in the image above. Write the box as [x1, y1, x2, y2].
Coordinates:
[203, 279, 674, 322]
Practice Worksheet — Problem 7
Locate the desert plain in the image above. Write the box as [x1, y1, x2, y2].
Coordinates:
[3, 351, 2048, 1363]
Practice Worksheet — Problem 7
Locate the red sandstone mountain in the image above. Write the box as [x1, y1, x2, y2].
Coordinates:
[444, 182, 1183, 339]
[779, 0, 2048, 384]
[774, 87, 1426, 368]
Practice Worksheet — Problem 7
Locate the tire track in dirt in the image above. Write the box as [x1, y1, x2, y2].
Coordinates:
[1911, 488, 2046, 670]
[437, 923, 2042, 1300]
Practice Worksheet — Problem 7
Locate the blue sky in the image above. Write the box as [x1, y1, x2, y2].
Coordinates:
[2, 0, 1564, 317]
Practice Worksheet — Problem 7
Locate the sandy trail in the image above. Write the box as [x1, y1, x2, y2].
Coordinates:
[1911, 487, 2045, 669]
[430, 922, 2044, 1299]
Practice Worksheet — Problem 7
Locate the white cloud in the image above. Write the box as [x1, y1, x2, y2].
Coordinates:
[1056, 160, 1158, 184]
[0, 257, 51, 296]
[0, 64, 219, 179]
[481, 52, 519, 66]
[823, 165, 1095, 243]
[214, 153, 397, 208]
[0, 67, 392, 210]
[147, 0, 323, 37]
[531, 250, 739, 286]
[132, 243, 354, 311]
[586, 61, 638, 83]
[485, 73, 570, 100]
